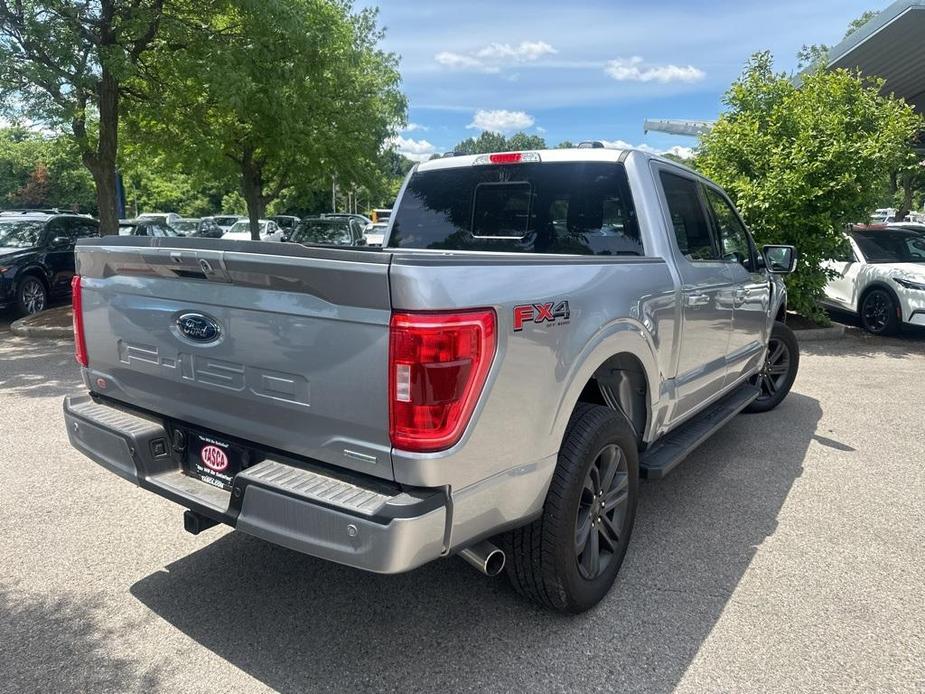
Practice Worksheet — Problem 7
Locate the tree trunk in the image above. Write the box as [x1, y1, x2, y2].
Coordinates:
[896, 170, 915, 222]
[240, 150, 265, 241]
[81, 68, 121, 235]
[89, 164, 120, 234]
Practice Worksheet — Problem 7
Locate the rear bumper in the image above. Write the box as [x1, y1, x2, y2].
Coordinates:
[63, 394, 448, 574]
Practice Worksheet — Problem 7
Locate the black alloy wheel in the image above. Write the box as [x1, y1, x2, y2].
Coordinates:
[575, 444, 630, 580]
[860, 289, 899, 335]
[745, 320, 799, 414]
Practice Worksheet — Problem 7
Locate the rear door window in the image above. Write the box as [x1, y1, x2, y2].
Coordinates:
[659, 171, 719, 262]
[389, 162, 643, 255]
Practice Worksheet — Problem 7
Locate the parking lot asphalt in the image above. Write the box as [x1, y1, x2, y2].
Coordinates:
[0, 315, 922, 693]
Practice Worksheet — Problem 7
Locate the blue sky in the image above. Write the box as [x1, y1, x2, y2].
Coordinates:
[372, 0, 880, 160]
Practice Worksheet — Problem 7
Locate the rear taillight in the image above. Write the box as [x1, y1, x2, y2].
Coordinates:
[71, 275, 88, 367]
[389, 309, 496, 452]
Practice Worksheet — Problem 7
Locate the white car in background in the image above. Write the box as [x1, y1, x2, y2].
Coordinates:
[363, 222, 389, 247]
[221, 219, 285, 242]
[213, 214, 243, 233]
[138, 212, 182, 226]
[822, 226, 925, 334]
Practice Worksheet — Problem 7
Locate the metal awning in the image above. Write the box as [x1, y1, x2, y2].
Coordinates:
[827, 0, 925, 110]
[643, 119, 715, 137]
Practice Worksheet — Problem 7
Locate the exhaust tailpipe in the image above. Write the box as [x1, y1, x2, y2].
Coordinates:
[459, 541, 506, 577]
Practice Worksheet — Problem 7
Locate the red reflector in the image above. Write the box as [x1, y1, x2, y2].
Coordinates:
[71, 275, 88, 367]
[489, 152, 522, 164]
[389, 309, 496, 452]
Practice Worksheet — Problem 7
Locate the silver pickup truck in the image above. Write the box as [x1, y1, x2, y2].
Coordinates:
[63, 146, 799, 612]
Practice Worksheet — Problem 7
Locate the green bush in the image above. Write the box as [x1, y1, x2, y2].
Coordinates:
[698, 52, 922, 322]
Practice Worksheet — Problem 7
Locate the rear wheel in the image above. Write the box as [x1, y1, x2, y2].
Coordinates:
[16, 276, 47, 316]
[860, 288, 900, 336]
[745, 320, 799, 413]
[503, 404, 639, 613]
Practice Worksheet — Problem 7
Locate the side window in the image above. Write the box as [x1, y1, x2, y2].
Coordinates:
[46, 219, 75, 242]
[659, 171, 718, 261]
[829, 239, 856, 263]
[906, 236, 925, 260]
[74, 219, 99, 238]
[703, 186, 755, 270]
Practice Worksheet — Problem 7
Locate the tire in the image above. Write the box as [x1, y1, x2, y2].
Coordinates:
[502, 404, 639, 613]
[859, 288, 900, 336]
[16, 275, 48, 316]
[745, 320, 799, 413]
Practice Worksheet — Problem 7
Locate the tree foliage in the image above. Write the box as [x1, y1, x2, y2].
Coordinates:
[449, 131, 547, 155]
[0, 126, 95, 211]
[130, 0, 405, 239]
[0, 0, 200, 232]
[698, 52, 922, 321]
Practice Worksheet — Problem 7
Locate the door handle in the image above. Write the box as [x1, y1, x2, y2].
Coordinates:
[686, 293, 711, 307]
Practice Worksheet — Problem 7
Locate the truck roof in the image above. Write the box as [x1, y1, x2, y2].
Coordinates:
[415, 146, 682, 173]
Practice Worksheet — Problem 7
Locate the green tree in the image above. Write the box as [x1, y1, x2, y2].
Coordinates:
[0, 1, 195, 233]
[132, 0, 405, 240]
[450, 131, 546, 155]
[0, 127, 95, 211]
[698, 52, 921, 322]
[451, 131, 508, 155]
[507, 132, 547, 151]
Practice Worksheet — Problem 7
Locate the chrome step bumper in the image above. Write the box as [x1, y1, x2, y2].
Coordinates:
[63, 394, 447, 573]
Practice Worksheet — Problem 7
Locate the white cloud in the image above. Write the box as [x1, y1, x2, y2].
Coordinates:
[467, 109, 535, 133]
[663, 145, 696, 160]
[402, 122, 428, 133]
[435, 51, 494, 72]
[605, 56, 705, 83]
[598, 140, 695, 159]
[388, 135, 439, 162]
[475, 41, 557, 62]
[435, 40, 556, 73]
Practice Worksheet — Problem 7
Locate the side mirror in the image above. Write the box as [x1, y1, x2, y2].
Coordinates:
[50, 236, 72, 248]
[762, 245, 797, 274]
[356, 236, 367, 247]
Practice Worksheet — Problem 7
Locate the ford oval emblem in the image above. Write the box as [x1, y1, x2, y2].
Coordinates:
[176, 313, 221, 343]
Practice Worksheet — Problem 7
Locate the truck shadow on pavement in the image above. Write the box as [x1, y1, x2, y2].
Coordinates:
[130, 392, 821, 693]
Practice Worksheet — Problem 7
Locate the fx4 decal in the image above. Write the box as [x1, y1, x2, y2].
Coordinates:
[513, 301, 571, 332]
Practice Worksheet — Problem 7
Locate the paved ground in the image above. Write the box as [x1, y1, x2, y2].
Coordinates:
[1, 311, 923, 693]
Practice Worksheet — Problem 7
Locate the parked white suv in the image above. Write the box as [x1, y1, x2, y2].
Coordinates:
[822, 226, 925, 334]
[221, 219, 285, 243]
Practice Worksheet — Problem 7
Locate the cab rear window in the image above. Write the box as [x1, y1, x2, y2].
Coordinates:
[389, 162, 643, 255]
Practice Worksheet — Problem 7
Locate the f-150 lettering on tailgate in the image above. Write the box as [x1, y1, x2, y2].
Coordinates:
[117, 340, 310, 406]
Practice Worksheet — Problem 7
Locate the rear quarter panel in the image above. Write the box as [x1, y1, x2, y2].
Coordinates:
[389, 252, 678, 491]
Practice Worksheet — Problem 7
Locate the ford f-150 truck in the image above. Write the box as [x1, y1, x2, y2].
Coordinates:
[63, 146, 799, 612]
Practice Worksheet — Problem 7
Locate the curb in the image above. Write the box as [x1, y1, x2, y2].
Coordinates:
[10, 315, 73, 339]
[793, 324, 846, 342]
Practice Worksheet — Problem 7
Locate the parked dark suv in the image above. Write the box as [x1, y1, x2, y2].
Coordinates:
[0, 210, 99, 315]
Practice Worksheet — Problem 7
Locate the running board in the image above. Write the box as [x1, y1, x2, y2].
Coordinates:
[640, 384, 760, 480]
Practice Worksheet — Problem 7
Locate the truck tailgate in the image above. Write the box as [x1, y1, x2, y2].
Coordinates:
[75, 238, 394, 480]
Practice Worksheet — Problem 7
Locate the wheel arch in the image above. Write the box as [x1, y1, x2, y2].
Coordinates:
[574, 352, 650, 446]
[858, 280, 901, 314]
[552, 319, 659, 451]
[16, 266, 51, 292]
